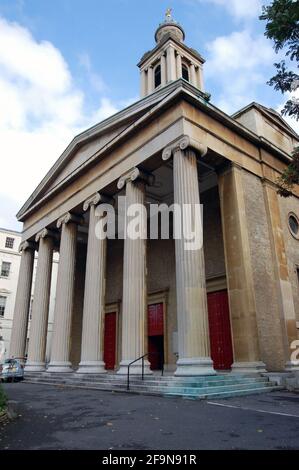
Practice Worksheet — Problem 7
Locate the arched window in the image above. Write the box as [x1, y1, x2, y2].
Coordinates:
[154, 64, 161, 88]
[182, 63, 189, 82]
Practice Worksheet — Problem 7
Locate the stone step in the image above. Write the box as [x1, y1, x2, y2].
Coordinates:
[25, 373, 268, 387]
[22, 379, 283, 400]
[162, 381, 274, 396]
[165, 386, 284, 400]
[22, 370, 282, 401]
[24, 375, 270, 390]
[26, 372, 262, 382]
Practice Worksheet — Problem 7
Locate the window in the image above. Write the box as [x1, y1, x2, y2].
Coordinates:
[154, 64, 161, 88]
[288, 213, 299, 239]
[5, 237, 15, 249]
[0, 296, 6, 317]
[1, 261, 11, 278]
[182, 63, 189, 81]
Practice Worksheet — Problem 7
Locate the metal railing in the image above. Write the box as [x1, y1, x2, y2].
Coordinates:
[127, 352, 164, 390]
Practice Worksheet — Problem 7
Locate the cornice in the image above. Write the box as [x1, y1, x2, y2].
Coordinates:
[137, 33, 205, 67]
[17, 79, 297, 223]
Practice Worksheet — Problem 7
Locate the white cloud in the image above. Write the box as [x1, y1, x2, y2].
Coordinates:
[197, 0, 263, 20]
[0, 17, 129, 230]
[78, 52, 107, 93]
[205, 30, 275, 114]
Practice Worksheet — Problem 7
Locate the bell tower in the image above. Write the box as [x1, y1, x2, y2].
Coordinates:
[138, 9, 205, 97]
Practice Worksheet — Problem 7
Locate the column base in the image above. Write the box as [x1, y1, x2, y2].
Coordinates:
[117, 359, 153, 376]
[77, 361, 107, 374]
[231, 361, 266, 374]
[174, 357, 216, 376]
[284, 361, 299, 372]
[47, 361, 73, 373]
[25, 362, 46, 373]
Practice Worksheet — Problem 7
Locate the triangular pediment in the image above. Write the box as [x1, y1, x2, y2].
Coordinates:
[45, 121, 133, 194]
[232, 102, 299, 139]
[17, 81, 185, 219]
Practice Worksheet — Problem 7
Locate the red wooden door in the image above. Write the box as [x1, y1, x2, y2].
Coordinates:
[148, 303, 164, 370]
[148, 303, 164, 336]
[104, 312, 116, 370]
[207, 290, 233, 370]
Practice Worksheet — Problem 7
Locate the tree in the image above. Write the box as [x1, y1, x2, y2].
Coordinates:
[260, 0, 299, 196]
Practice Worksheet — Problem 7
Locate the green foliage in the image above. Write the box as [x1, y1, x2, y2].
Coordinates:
[277, 146, 299, 196]
[260, 0, 299, 119]
[260, 0, 299, 195]
[260, 0, 299, 57]
[0, 384, 7, 411]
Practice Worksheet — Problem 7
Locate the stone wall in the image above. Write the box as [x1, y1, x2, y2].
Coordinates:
[69, 242, 87, 367]
[202, 187, 226, 279]
[278, 195, 299, 324]
[242, 170, 288, 370]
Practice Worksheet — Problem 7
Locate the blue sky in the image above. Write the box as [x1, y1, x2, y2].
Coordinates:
[0, 0, 296, 230]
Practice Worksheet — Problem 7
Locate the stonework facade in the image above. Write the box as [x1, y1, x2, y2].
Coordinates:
[10, 15, 299, 376]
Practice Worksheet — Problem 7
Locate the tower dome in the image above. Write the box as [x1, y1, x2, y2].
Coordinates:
[155, 8, 185, 43]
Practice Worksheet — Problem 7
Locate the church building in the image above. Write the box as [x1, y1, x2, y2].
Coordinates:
[10, 12, 299, 378]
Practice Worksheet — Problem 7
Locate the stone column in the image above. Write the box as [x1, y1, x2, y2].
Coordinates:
[163, 136, 215, 376]
[161, 53, 167, 85]
[9, 241, 35, 359]
[140, 69, 147, 97]
[25, 229, 55, 372]
[190, 63, 197, 87]
[77, 193, 110, 374]
[176, 53, 182, 79]
[218, 164, 266, 373]
[117, 168, 154, 375]
[147, 66, 153, 94]
[197, 66, 204, 90]
[167, 45, 176, 81]
[48, 213, 82, 373]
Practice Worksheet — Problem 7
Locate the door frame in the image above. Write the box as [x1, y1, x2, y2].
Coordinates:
[104, 302, 120, 371]
[147, 290, 168, 366]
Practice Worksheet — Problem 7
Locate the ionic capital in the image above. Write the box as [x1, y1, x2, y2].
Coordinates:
[35, 228, 57, 243]
[162, 135, 207, 161]
[117, 167, 155, 190]
[57, 212, 83, 229]
[83, 193, 112, 212]
[19, 240, 36, 253]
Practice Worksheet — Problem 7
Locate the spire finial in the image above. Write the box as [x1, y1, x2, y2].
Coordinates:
[165, 7, 172, 20]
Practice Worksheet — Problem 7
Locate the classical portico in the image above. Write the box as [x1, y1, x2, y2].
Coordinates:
[11, 12, 299, 378]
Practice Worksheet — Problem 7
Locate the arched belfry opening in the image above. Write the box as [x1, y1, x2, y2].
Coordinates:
[182, 63, 189, 82]
[154, 64, 161, 88]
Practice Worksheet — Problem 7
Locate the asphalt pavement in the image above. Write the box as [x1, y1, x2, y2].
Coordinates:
[0, 382, 299, 450]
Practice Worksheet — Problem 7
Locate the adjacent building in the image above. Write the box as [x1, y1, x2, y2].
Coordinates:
[0, 227, 58, 362]
[9, 13, 299, 376]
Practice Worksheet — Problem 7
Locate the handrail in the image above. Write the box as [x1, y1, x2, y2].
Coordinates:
[127, 352, 164, 391]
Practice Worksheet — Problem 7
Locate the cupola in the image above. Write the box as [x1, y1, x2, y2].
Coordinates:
[138, 9, 205, 98]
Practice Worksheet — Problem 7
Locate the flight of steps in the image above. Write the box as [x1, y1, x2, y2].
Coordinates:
[23, 372, 283, 400]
